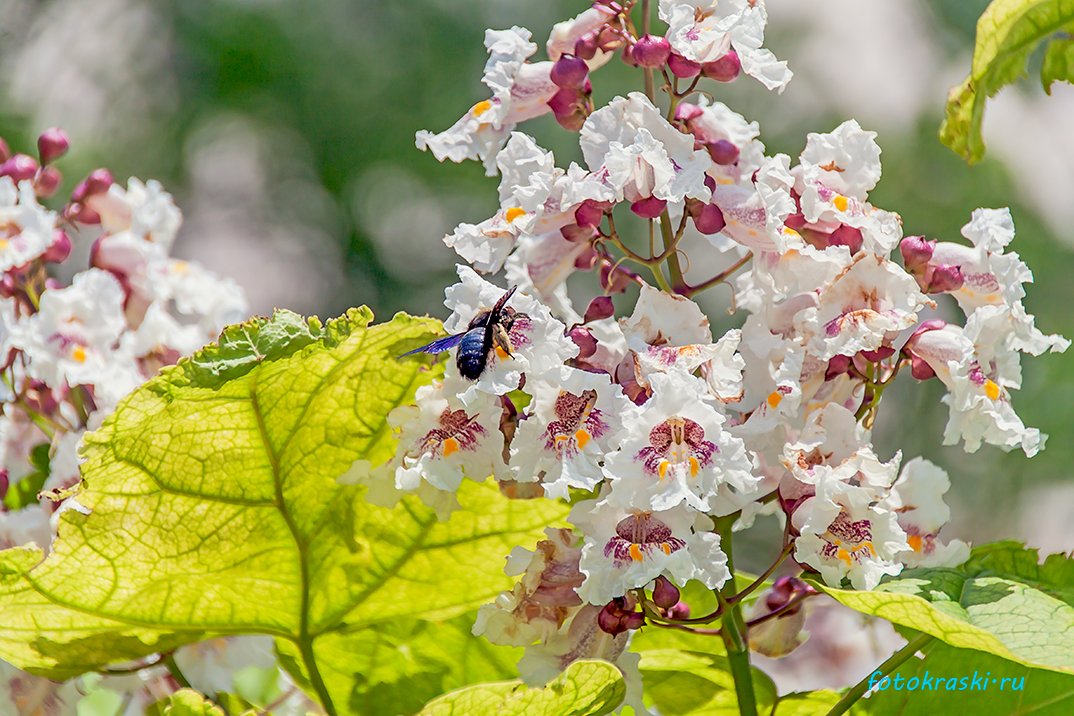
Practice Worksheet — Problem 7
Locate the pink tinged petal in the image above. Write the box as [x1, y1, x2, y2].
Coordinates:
[636, 416, 718, 479]
[419, 408, 488, 459]
[818, 512, 877, 567]
[603, 513, 687, 566]
[543, 388, 607, 457]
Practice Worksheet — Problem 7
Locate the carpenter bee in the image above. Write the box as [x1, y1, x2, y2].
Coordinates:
[399, 285, 523, 380]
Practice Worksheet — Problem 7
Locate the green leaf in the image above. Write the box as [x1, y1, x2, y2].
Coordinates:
[635, 648, 777, 716]
[854, 639, 1074, 715]
[1042, 31, 1074, 92]
[162, 690, 226, 716]
[415, 659, 626, 716]
[939, 0, 1074, 163]
[770, 691, 844, 715]
[814, 542, 1074, 674]
[0, 309, 569, 716]
[4, 443, 50, 511]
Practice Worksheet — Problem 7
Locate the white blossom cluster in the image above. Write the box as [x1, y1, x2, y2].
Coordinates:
[361, 0, 1069, 706]
[0, 133, 303, 716]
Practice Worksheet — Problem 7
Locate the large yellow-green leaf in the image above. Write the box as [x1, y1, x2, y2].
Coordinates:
[855, 639, 1074, 715]
[815, 542, 1074, 674]
[940, 0, 1074, 163]
[415, 660, 626, 716]
[162, 690, 227, 716]
[0, 309, 569, 716]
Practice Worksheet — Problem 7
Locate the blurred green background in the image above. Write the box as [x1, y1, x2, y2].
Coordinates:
[0, 0, 1070, 556]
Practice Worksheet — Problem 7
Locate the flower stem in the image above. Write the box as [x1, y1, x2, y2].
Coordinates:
[658, 209, 687, 292]
[825, 632, 934, 716]
[641, 0, 654, 101]
[714, 515, 758, 716]
[163, 652, 193, 690]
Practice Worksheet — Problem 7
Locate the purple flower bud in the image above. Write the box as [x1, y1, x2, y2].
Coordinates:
[910, 354, 936, 381]
[631, 34, 671, 69]
[574, 32, 600, 61]
[0, 154, 39, 183]
[584, 295, 615, 322]
[0, 138, 10, 162]
[825, 354, 851, 381]
[652, 575, 680, 609]
[574, 199, 605, 228]
[551, 53, 589, 89]
[926, 264, 964, 294]
[860, 346, 896, 362]
[65, 204, 101, 225]
[71, 168, 114, 202]
[630, 196, 667, 219]
[701, 50, 741, 82]
[692, 203, 726, 235]
[0, 469, 7, 500]
[42, 229, 72, 264]
[707, 139, 740, 166]
[668, 52, 701, 78]
[548, 88, 590, 131]
[674, 103, 704, 122]
[574, 247, 599, 271]
[623, 611, 645, 630]
[598, 27, 625, 52]
[899, 235, 934, 274]
[600, 259, 638, 294]
[34, 166, 61, 198]
[620, 46, 638, 67]
[598, 603, 627, 636]
[568, 326, 598, 358]
[829, 224, 863, 254]
[667, 600, 691, 620]
[37, 127, 70, 165]
[560, 223, 595, 243]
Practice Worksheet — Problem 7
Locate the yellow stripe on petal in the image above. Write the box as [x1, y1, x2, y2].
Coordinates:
[833, 195, 848, 212]
[688, 456, 700, 477]
[505, 207, 526, 223]
[766, 391, 783, 408]
[657, 461, 669, 480]
[574, 429, 590, 449]
[984, 380, 1000, 400]
[442, 437, 459, 457]
[908, 535, 922, 552]
[629, 544, 644, 562]
[660, 542, 672, 555]
[495, 346, 510, 360]
[472, 100, 492, 116]
[837, 547, 852, 566]
[72, 346, 87, 363]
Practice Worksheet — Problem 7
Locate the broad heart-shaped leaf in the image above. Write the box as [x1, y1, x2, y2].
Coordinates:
[415, 659, 626, 716]
[940, 0, 1074, 163]
[854, 638, 1074, 715]
[0, 309, 570, 716]
[161, 690, 227, 716]
[814, 541, 1074, 675]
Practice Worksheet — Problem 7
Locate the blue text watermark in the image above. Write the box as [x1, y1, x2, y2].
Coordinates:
[868, 670, 1024, 692]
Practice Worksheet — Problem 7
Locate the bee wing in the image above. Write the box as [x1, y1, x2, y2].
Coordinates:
[397, 332, 467, 358]
[482, 285, 519, 352]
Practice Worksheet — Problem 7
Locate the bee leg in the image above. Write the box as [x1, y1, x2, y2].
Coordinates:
[492, 324, 513, 358]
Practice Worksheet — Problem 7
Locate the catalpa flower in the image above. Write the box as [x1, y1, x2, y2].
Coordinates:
[0, 178, 60, 272]
[572, 496, 730, 605]
[604, 371, 756, 513]
[416, 27, 558, 176]
[442, 266, 578, 405]
[87, 177, 182, 250]
[878, 458, 970, 568]
[511, 367, 629, 500]
[780, 404, 899, 492]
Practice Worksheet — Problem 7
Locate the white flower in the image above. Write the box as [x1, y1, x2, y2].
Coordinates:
[572, 497, 730, 605]
[120, 302, 206, 378]
[780, 404, 899, 493]
[87, 178, 182, 249]
[0, 179, 59, 271]
[0, 506, 51, 552]
[659, 0, 792, 91]
[604, 371, 757, 513]
[793, 472, 909, 591]
[416, 27, 557, 176]
[620, 283, 712, 348]
[0, 659, 80, 716]
[442, 266, 577, 405]
[147, 259, 248, 335]
[445, 208, 528, 274]
[503, 230, 590, 321]
[511, 367, 629, 500]
[172, 636, 276, 697]
[878, 458, 970, 568]
[547, 5, 617, 68]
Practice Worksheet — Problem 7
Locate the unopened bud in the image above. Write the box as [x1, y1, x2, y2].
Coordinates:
[674, 103, 704, 122]
[0, 469, 7, 500]
[622, 611, 645, 630]
[560, 223, 595, 243]
[668, 52, 701, 78]
[784, 212, 807, 231]
[37, 128, 70, 165]
[0, 154, 39, 183]
[701, 50, 741, 82]
[860, 346, 895, 362]
[71, 168, 114, 202]
[42, 230, 72, 264]
[551, 53, 589, 89]
[829, 224, 863, 254]
[667, 600, 691, 619]
[597, 27, 624, 52]
[631, 34, 671, 68]
[598, 602, 627, 636]
[568, 326, 598, 358]
[926, 264, 964, 294]
[34, 166, 61, 198]
[692, 203, 725, 235]
[620, 46, 638, 67]
[548, 88, 589, 131]
[652, 575, 680, 610]
[630, 196, 667, 219]
[899, 235, 934, 274]
[825, 354, 851, 381]
[910, 354, 936, 380]
[583, 295, 615, 322]
[574, 246, 599, 271]
[0, 138, 10, 162]
[707, 139, 739, 166]
[574, 199, 605, 228]
[574, 32, 600, 61]
[600, 259, 638, 294]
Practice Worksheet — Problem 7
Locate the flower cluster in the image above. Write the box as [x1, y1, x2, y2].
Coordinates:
[364, 0, 1068, 706]
[0, 130, 309, 715]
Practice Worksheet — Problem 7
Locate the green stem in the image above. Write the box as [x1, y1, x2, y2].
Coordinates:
[714, 516, 757, 716]
[684, 252, 753, 298]
[658, 210, 687, 292]
[730, 543, 792, 605]
[825, 632, 934, 716]
[163, 653, 193, 690]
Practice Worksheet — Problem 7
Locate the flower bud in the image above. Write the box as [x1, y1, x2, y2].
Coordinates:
[926, 264, 964, 294]
[631, 34, 671, 68]
[701, 50, 741, 82]
[37, 128, 70, 165]
[692, 203, 725, 235]
[668, 52, 701, 78]
[42, 229, 72, 264]
[34, 166, 61, 198]
[71, 168, 115, 202]
[630, 196, 667, 219]
[674, 103, 704, 122]
[0, 137, 10, 163]
[860, 346, 895, 362]
[706, 139, 739, 166]
[574, 199, 605, 228]
[620, 46, 638, 67]
[651, 575, 680, 609]
[622, 611, 645, 630]
[551, 53, 589, 89]
[784, 212, 807, 231]
[597, 27, 625, 52]
[667, 600, 691, 620]
[0, 469, 7, 500]
[910, 354, 936, 380]
[825, 354, 851, 381]
[548, 88, 590, 131]
[600, 259, 639, 294]
[568, 326, 598, 358]
[560, 223, 596, 243]
[0, 154, 39, 183]
[899, 235, 934, 274]
[597, 602, 627, 636]
[574, 31, 600, 61]
[829, 224, 863, 254]
[583, 295, 615, 323]
[574, 246, 600, 271]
